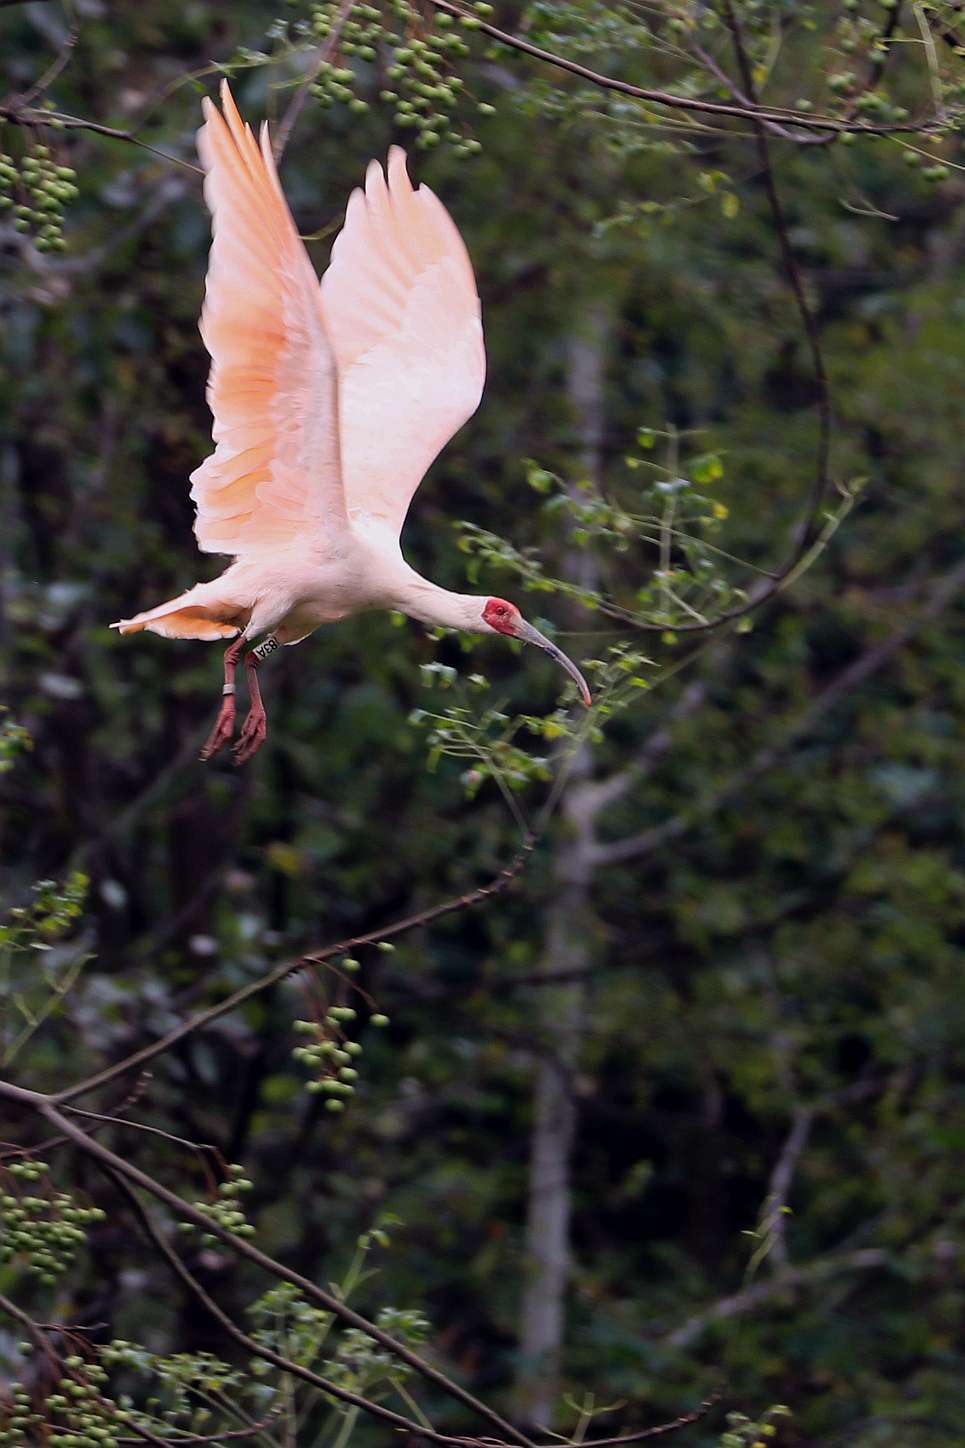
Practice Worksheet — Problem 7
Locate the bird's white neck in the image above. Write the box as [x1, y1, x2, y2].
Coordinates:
[395, 571, 489, 633]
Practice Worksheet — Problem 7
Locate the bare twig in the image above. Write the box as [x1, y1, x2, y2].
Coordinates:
[0, 104, 200, 172]
[568, 1396, 720, 1447]
[0, 1288, 55, 1361]
[6, 20, 79, 110]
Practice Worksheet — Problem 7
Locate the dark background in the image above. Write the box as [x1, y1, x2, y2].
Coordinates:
[2, 3, 964, 1445]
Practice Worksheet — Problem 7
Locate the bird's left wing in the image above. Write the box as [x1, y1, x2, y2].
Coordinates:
[320, 148, 485, 544]
[190, 82, 346, 556]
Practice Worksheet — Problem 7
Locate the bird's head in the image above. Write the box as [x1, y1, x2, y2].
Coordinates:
[481, 597, 592, 707]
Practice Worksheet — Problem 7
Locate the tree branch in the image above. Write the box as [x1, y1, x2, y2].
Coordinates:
[273, 0, 355, 161]
[663, 1248, 889, 1352]
[98, 1166, 458, 1447]
[592, 556, 965, 867]
[0, 1079, 537, 1448]
[53, 835, 536, 1106]
[0, 102, 201, 171]
[722, 1, 832, 557]
[423, 1, 939, 138]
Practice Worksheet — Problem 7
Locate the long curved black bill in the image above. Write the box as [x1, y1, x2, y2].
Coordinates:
[516, 621, 592, 707]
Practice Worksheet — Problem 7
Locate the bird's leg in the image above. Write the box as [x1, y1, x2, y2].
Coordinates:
[200, 633, 246, 762]
[233, 634, 277, 766]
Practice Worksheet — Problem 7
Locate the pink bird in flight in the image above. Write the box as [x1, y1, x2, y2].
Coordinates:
[113, 83, 591, 764]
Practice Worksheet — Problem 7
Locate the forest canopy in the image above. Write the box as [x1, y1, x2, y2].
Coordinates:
[1, 4, 964, 1447]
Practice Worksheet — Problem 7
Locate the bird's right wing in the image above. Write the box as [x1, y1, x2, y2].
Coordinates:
[320, 148, 485, 544]
[189, 82, 346, 556]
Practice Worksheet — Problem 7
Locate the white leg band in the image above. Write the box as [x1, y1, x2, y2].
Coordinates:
[222, 683, 236, 696]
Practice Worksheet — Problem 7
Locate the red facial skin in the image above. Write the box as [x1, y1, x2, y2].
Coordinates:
[482, 597, 522, 636]
[482, 596, 592, 706]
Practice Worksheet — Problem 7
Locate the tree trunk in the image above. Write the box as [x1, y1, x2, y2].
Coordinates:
[515, 300, 612, 1428]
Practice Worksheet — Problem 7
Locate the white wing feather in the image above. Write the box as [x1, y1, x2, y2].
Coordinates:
[320, 148, 486, 542]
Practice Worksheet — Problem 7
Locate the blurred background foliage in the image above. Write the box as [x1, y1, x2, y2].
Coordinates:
[1, 2, 964, 1445]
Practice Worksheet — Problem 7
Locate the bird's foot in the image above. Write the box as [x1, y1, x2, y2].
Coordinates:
[233, 705, 267, 766]
[200, 698, 236, 762]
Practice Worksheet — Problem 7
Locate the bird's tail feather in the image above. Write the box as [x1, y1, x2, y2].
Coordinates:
[111, 586, 244, 641]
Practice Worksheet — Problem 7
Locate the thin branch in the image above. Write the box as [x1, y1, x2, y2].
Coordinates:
[274, 0, 355, 161]
[0, 104, 201, 172]
[567, 1396, 720, 1447]
[0, 1080, 537, 1448]
[845, 1, 904, 117]
[574, 680, 708, 818]
[0, 1072, 151, 1162]
[663, 1248, 889, 1351]
[592, 555, 965, 866]
[0, 1288, 55, 1361]
[6, 20, 78, 110]
[54, 835, 536, 1106]
[423, 0, 939, 138]
[757, 1106, 814, 1274]
[99, 1167, 457, 1448]
[118, 1423, 277, 1447]
[63, 1103, 221, 1158]
[723, 0, 832, 556]
[689, 40, 819, 143]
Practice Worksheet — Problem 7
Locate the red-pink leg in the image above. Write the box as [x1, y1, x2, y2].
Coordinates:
[200, 635, 245, 762]
[233, 648, 269, 766]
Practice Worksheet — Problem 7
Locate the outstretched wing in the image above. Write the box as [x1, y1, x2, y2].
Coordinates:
[190, 81, 345, 556]
[320, 148, 485, 544]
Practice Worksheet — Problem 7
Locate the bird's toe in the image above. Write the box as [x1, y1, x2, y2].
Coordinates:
[232, 711, 267, 766]
[200, 701, 236, 761]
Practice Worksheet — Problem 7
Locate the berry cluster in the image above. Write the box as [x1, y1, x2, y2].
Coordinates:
[292, 973, 389, 1109]
[0, 1161, 105, 1286]
[179, 1163, 255, 1245]
[0, 143, 77, 251]
[0, 1382, 45, 1448]
[290, 0, 495, 155]
[33, 1356, 127, 1448]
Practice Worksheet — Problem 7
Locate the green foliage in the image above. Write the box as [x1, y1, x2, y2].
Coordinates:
[1, 2, 964, 1445]
[0, 712, 31, 774]
[458, 434, 752, 631]
[1, 873, 89, 1068]
[719, 1403, 792, 1448]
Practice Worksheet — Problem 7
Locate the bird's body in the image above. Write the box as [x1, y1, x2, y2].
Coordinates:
[114, 83, 589, 761]
[125, 530, 494, 644]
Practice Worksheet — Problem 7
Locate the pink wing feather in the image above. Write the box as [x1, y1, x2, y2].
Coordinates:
[320, 148, 486, 542]
[190, 82, 345, 556]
